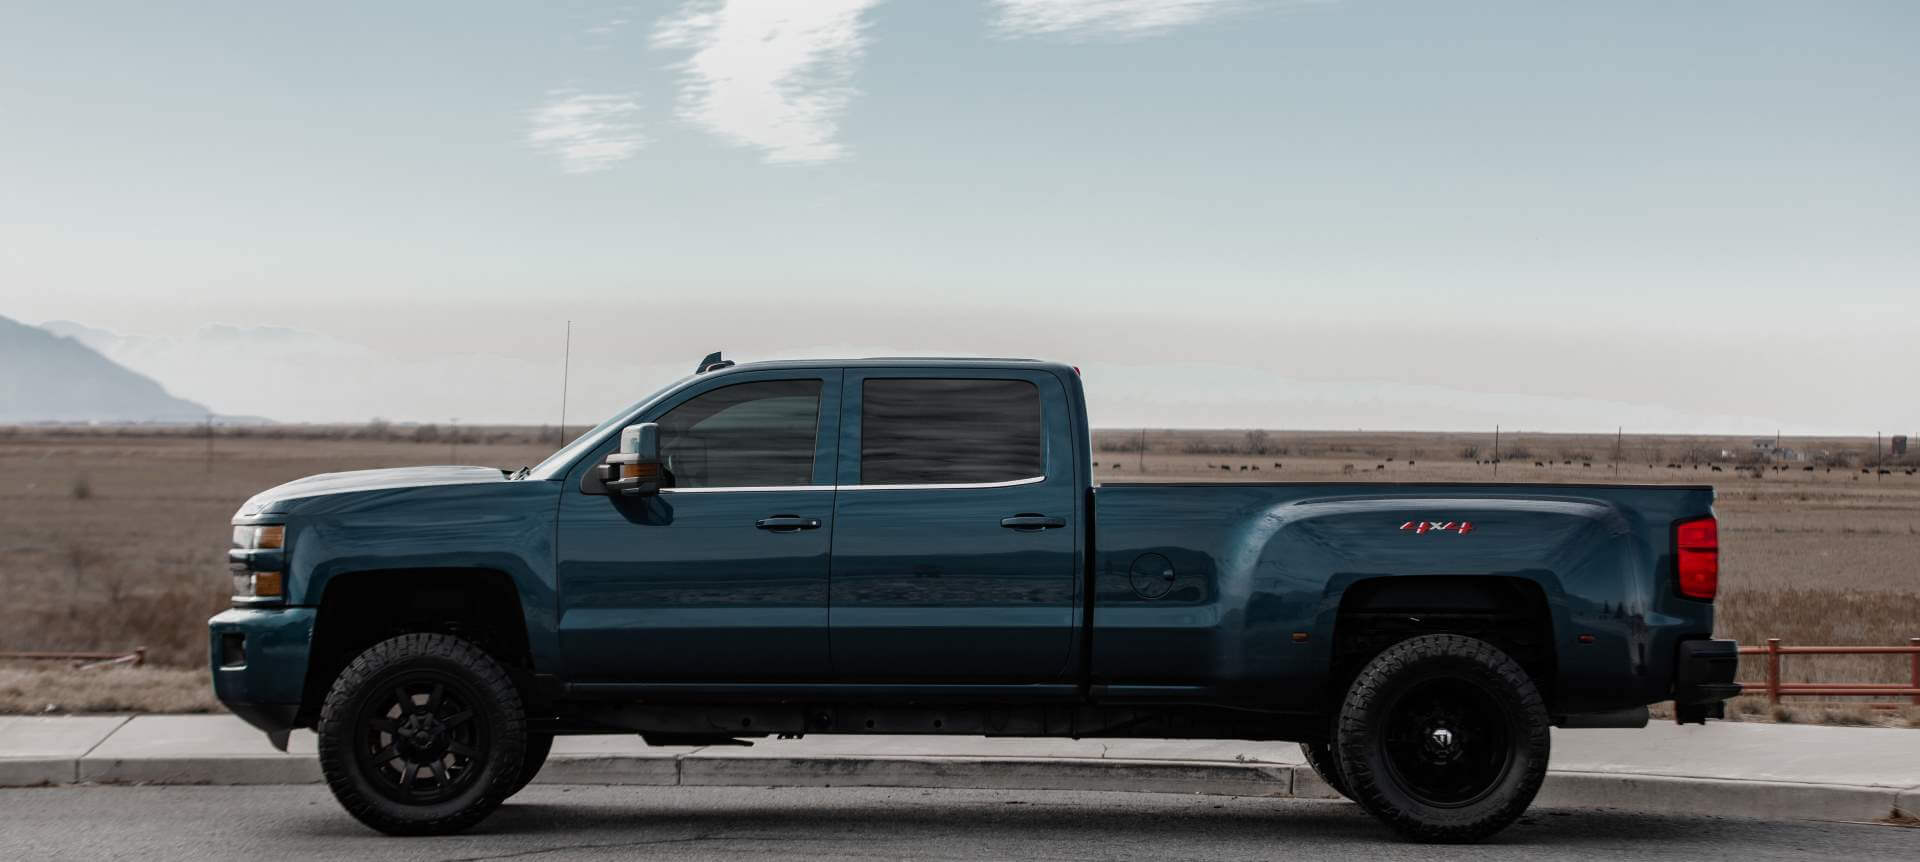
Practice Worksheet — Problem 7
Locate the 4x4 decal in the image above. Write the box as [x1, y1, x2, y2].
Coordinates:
[1400, 520, 1475, 535]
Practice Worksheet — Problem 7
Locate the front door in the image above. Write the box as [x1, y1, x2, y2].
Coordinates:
[557, 371, 841, 683]
[828, 370, 1081, 682]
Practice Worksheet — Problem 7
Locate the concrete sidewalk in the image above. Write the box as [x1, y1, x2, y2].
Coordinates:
[4, 715, 1917, 822]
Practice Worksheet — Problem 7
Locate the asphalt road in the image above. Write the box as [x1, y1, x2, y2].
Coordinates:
[2, 785, 1914, 861]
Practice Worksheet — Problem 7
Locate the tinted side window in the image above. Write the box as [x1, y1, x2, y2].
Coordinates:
[658, 380, 821, 488]
[861, 378, 1044, 485]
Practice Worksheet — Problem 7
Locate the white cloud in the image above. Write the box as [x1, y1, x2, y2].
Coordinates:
[586, 17, 631, 36]
[526, 90, 648, 173]
[652, 0, 885, 164]
[990, 0, 1249, 40]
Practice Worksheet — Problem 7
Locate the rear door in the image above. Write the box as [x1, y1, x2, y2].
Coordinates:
[828, 369, 1080, 682]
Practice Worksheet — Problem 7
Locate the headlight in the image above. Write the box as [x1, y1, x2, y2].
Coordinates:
[231, 525, 284, 550]
[230, 524, 286, 601]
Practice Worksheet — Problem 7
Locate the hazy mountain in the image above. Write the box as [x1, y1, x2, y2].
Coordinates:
[0, 315, 212, 423]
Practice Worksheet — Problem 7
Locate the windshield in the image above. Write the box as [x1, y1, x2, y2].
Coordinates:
[526, 376, 689, 480]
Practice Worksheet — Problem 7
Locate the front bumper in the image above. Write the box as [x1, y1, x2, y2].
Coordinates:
[1673, 638, 1742, 724]
[208, 607, 316, 749]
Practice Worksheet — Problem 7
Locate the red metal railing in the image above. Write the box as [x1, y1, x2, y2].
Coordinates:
[1737, 638, 1920, 707]
[0, 648, 146, 669]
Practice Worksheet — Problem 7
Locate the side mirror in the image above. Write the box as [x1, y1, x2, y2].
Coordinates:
[580, 423, 665, 496]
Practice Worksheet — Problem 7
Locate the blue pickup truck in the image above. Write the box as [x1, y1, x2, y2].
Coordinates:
[210, 354, 1739, 841]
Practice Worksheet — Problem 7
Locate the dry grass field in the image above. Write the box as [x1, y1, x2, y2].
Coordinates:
[0, 426, 557, 668]
[1, 424, 1915, 722]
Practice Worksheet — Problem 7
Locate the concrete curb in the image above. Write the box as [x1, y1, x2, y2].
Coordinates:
[1535, 771, 1914, 823]
[7, 716, 1918, 821]
[10, 751, 1913, 822]
[671, 756, 1313, 799]
[75, 755, 325, 786]
[0, 757, 75, 787]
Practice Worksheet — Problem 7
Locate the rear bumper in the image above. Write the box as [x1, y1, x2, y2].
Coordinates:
[208, 607, 316, 746]
[1673, 638, 1741, 723]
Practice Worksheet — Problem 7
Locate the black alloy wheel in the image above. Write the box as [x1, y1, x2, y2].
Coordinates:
[317, 633, 527, 835]
[1334, 634, 1550, 843]
[355, 675, 490, 804]
[1379, 677, 1513, 807]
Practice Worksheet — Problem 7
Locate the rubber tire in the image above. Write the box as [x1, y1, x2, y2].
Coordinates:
[1334, 634, 1550, 843]
[317, 633, 528, 836]
[506, 733, 554, 798]
[1298, 741, 1351, 800]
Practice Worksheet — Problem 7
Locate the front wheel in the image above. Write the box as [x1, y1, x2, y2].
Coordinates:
[316, 633, 528, 836]
[1335, 634, 1550, 843]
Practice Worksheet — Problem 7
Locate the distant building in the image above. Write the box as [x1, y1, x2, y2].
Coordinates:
[1895, 435, 1909, 457]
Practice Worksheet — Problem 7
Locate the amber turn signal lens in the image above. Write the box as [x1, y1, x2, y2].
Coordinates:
[255, 525, 285, 550]
[619, 463, 660, 480]
[251, 572, 284, 598]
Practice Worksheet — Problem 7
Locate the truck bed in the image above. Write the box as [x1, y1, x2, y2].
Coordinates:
[1090, 481, 1716, 714]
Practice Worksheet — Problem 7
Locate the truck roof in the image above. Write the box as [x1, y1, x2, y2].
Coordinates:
[701, 356, 1072, 374]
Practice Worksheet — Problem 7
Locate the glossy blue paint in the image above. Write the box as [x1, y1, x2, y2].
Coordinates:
[826, 367, 1082, 681]
[229, 470, 562, 670]
[556, 368, 843, 682]
[209, 606, 316, 706]
[1091, 482, 1715, 712]
[209, 355, 1718, 737]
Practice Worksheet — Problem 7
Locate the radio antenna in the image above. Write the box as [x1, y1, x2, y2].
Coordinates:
[558, 320, 572, 447]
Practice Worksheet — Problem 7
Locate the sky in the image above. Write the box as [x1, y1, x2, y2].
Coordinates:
[2, 1, 1916, 434]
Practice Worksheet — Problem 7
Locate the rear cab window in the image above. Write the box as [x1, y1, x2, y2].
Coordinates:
[859, 378, 1044, 486]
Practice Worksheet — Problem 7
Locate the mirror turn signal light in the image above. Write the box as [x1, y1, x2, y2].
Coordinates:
[619, 463, 661, 480]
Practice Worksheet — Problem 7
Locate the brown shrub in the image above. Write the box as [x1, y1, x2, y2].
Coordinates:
[1817, 705, 1875, 726]
[0, 665, 221, 714]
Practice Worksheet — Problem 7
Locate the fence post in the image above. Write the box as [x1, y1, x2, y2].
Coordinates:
[133, 646, 146, 668]
[1910, 638, 1919, 707]
[1765, 638, 1782, 705]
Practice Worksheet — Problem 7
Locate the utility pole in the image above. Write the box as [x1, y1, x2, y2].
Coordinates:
[450, 418, 459, 464]
[1137, 428, 1146, 474]
[204, 413, 214, 474]
[1493, 425, 1500, 477]
[1613, 426, 1623, 478]
[1878, 431, 1883, 481]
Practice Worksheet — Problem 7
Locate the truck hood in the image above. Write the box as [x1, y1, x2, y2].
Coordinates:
[235, 466, 508, 517]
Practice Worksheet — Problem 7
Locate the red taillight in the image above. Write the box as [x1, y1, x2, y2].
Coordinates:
[1675, 516, 1718, 600]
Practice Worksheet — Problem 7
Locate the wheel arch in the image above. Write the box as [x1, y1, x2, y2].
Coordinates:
[302, 567, 537, 724]
[1326, 575, 1562, 712]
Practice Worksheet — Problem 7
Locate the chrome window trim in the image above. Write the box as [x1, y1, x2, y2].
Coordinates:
[660, 485, 827, 494]
[839, 475, 1045, 491]
[654, 475, 1046, 494]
